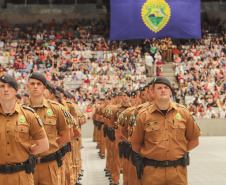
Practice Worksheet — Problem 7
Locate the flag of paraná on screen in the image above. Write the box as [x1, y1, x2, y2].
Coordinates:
[110, 0, 201, 40]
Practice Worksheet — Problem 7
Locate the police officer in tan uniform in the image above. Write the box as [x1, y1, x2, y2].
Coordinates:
[104, 93, 118, 179]
[92, 99, 98, 142]
[16, 94, 22, 104]
[115, 90, 139, 185]
[109, 91, 131, 185]
[99, 96, 111, 159]
[44, 81, 81, 185]
[139, 87, 147, 104]
[0, 74, 49, 185]
[26, 72, 71, 185]
[167, 37, 173, 62]
[131, 76, 201, 185]
[63, 90, 85, 185]
[125, 82, 154, 185]
[161, 40, 167, 64]
[96, 98, 104, 150]
[64, 91, 83, 185]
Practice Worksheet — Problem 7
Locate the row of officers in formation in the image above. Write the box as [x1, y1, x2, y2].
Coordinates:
[93, 76, 202, 185]
[0, 72, 86, 185]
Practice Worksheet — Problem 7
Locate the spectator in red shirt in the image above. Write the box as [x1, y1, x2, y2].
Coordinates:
[55, 32, 61, 40]
[172, 45, 179, 59]
[86, 104, 93, 119]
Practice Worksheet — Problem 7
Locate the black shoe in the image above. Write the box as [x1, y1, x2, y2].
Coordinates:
[100, 156, 105, 159]
[104, 167, 108, 171]
[79, 172, 83, 177]
[78, 177, 82, 180]
[105, 171, 111, 177]
[75, 180, 82, 185]
[108, 176, 112, 180]
[81, 169, 84, 172]
[96, 146, 99, 149]
[120, 170, 123, 174]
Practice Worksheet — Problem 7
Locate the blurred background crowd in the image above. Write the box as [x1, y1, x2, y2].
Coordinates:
[0, 13, 226, 119]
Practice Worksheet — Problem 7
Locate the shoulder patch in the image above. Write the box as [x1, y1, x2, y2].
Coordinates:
[22, 105, 35, 113]
[61, 107, 69, 118]
[136, 107, 147, 116]
[34, 113, 43, 127]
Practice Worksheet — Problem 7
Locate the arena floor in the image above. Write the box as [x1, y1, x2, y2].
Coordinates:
[80, 121, 226, 185]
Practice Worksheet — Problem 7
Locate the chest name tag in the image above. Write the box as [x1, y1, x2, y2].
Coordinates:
[147, 121, 158, 126]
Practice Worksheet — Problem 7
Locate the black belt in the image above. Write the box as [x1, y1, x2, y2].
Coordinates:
[61, 142, 71, 157]
[143, 154, 189, 168]
[35, 153, 57, 164]
[0, 163, 26, 173]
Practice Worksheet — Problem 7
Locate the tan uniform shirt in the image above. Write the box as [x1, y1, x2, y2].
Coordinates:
[167, 41, 172, 49]
[120, 107, 137, 139]
[0, 103, 47, 165]
[110, 104, 131, 129]
[26, 98, 70, 157]
[161, 44, 167, 51]
[95, 104, 101, 121]
[106, 104, 116, 125]
[99, 104, 106, 123]
[65, 101, 80, 131]
[66, 101, 78, 118]
[130, 101, 201, 161]
[59, 103, 78, 132]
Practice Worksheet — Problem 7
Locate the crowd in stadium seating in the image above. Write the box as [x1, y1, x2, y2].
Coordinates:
[173, 14, 226, 119]
[0, 14, 225, 119]
[0, 19, 147, 115]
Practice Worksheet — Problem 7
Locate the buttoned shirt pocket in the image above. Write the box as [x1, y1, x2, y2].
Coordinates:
[44, 117, 57, 138]
[145, 124, 161, 143]
[172, 121, 186, 141]
[15, 124, 30, 142]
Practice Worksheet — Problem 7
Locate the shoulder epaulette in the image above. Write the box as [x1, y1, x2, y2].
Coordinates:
[66, 100, 73, 104]
[48, 100, 60, 105]
[125, 106, 136, 113]
[47, 99, 60, 105]
[136, 105, 150, 116]
[22, 105, 35, 113]
[176, 103, 187, 110]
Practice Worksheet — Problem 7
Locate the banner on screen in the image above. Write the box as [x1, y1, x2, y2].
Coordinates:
[110, 0, 201, 40]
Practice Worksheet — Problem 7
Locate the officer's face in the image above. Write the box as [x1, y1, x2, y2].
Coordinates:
[121, 93, 130, 104]
[130, 96, 138, 106]
[153, 84, 172, 101]
[16, 97, 21, 104]
[28, 79, 46, 97]
[59, 92, 65, 99]
[23, 96, 29, 102]
[140, 91, 146, 103]
[0, 82, 17, 101]
[105, 99, 110, 104]
[117, 96, 121, 103]
[43, 89, 51, 99]
[147, 86, 154, 101]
